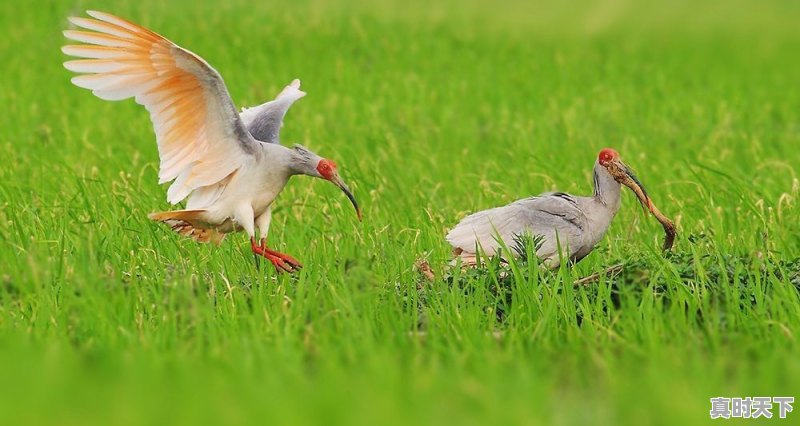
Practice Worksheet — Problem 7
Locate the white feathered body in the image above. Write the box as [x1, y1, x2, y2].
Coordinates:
[185, 144, 294, 233]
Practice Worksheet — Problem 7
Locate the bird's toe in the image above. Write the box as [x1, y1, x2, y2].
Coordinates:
[268, 256, 294, 273]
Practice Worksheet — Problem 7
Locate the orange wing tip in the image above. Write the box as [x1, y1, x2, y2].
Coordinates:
[69, 16, 138, 40]
[62, 45, 123, 59]
[63, 30, 138, 48]
[64, 59, 129, 73]
[86, 10, 161, 39]
[86, 10, 127, 23]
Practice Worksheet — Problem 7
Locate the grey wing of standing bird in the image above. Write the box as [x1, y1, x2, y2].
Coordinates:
[447, 148, 646, 268]
[446, 195, 586, 267]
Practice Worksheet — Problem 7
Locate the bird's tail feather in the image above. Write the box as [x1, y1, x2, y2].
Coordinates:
[148, 210, 225, 245]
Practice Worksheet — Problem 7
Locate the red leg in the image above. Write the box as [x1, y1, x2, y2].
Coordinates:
[250, 238, 302, 273]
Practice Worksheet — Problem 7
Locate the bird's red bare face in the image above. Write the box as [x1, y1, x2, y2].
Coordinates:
[598, 147, 654, 218]
[315, 158, 361, 221]
[316, 159, 338, 180]
[598, 148, 620, 166]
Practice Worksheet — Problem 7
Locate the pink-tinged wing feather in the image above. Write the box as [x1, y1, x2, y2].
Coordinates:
[62, 10, 258, 204]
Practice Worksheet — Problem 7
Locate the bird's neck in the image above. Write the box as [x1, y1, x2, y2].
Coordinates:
[592, 163, 622, 213]
[286, 146, 320, 177]
[259, 144, 302, 177]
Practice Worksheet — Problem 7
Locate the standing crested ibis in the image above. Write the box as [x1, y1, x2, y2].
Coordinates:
[62, 11, 360, 272]
[447, 148, 674, 268]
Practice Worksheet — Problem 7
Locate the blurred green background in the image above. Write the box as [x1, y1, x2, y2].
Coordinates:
[1, 0, 799, 424]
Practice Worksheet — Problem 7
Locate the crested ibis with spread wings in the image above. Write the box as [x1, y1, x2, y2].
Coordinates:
[62, 11, 360, 273]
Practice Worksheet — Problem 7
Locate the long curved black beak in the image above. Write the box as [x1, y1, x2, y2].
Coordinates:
[330, 174, 361, 221]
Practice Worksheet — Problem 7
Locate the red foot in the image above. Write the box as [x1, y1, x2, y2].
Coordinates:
[250, 238, 303, 273]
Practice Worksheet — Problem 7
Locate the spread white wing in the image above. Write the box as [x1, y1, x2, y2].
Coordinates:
[62, 10, 259, 204]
